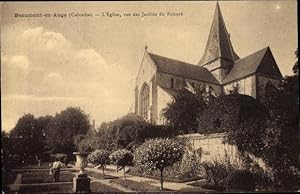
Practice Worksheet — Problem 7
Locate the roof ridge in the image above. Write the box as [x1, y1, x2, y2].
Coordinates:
[235, 46, 269, 63]
[148, 52, 206, 69]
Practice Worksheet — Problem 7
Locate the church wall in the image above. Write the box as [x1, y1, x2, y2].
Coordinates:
[223, 75, 256, 97]
[156, 86, 173, 124]
[135, 52, 157, 118]
[157, 71, 222, 95]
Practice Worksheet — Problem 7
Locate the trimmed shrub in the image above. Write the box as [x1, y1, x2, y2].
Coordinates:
[134, 138, 185, 190]
[87, 149, 110, 175]
[110, 149, 133, 180]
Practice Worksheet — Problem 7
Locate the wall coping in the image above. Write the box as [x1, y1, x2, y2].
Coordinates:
[178, 132, 227, 140]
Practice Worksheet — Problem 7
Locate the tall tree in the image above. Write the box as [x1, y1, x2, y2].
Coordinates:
[46, 107, 91, 160]
[260, 49, 299, 190]
[9, 114, 45, 163]
[162, 89, 210, 134]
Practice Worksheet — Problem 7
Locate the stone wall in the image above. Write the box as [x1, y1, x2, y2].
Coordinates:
[181, 133, 267, 170]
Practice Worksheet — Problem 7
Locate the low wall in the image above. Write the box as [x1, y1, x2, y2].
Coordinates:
[179, 133, 240, 163]
[180, 133, 268, 170]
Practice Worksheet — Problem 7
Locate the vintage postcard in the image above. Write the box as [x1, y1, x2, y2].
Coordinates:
[1, 1, 298, 193]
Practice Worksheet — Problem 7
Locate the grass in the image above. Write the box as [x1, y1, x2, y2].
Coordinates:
[17, 181, 122, 193]
[110, 178, 173, 192]
[22, 170, 75, 184]
[188, 181, 225, 191]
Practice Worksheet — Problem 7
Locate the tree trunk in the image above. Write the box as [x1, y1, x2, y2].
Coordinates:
[123, 166, 126, 180]
[102, 165, 105, 177]
[160, 169, 163, 191]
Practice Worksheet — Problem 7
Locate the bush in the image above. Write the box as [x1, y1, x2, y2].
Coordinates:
[225, 169, 255, 191]
[87, 149, 110, 175]
[134, 138, 185, 190]
[131, 150, 203, 181]
[110, 149, 133, 180]
[202, 160, 236, 187]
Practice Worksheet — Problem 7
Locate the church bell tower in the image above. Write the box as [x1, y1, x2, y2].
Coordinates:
[198, 2, 239, 82]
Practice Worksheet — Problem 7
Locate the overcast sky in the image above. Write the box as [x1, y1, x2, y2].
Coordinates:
[1, 1, 298, 132]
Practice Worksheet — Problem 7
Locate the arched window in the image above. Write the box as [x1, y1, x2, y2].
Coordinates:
[170, 78, 175, 89]
[140, 83, 150, 120]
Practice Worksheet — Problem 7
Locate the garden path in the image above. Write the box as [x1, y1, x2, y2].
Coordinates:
[84, 165, 212, 191]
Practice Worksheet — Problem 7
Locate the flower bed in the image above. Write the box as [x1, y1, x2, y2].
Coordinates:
[129, 169, 202, 183]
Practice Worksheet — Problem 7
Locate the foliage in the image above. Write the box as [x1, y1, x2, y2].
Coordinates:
[199, 94, 269, 157]
[109, 149, 133, 167]
[131, 149, 203, 181]
[45, 107, 91, 161]
[202, 160, 236, 188]
[87, 149, 110, 175]
[87, 149, 110, 166]
[50, 153, 67, 163]
[134, 138, 185, 190]
[109, 149, 133, 180]
[77, 114, 177, 153]
[225, 169, 256, 191]
[259, 52, 299, 190]
[8, 114, 48, 164]
[74, 130, 98, 153]
[162, 89, 211, 134]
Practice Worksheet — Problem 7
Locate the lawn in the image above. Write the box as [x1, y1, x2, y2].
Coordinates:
[188, 181, 225, 191]
[22, 170, 75, 184]
[110, 179, 173, 192]
[85, 170, 117, 180]
[17, 181, 122, 193]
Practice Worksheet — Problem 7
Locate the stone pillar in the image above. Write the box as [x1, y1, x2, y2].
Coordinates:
[73, 152, 90, 193]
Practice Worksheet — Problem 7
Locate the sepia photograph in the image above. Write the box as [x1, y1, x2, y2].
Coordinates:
[1, 1, 298, 193]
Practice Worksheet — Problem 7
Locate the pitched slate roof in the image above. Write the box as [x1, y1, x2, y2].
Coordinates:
[198, 2, 239, 66]
[148, 52, 220, 85]
[222, 47, 282, 84]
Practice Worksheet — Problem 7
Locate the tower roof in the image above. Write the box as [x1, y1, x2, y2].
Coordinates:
[198, 2, 239, 66]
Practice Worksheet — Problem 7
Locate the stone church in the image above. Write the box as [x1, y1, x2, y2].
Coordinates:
[134, 2, 282, 124]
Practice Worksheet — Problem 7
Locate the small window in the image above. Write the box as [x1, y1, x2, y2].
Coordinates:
[170, 78, 175, 88]
[191, 82, 195, 88]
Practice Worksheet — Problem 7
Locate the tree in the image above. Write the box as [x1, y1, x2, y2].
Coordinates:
[199, 94, 269, 155]
[260, 51, 299, 190]
[162, 88, 210, 134]
[134, 138, 185, 190]
[9, 114, 46, 163]
[46, 107, 91, 161]
[87, 149, 110, 176]
[109, 149, 133, 180]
